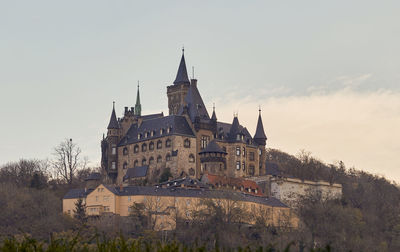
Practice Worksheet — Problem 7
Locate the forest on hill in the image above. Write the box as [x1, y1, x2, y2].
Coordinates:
[0, 148, 399, 251]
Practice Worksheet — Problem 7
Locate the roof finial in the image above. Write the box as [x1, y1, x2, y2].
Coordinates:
[113, 101, 115, 109]
[137, 80, 139, 88]
[192, 66, 195, 79]
[213, 103, 215, 111]
[259, 105, 261, 115]
[182, 45, 184, 54]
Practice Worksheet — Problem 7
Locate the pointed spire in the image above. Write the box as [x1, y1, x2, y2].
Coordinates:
[107, 101, 119, 129]
[173, 48, 190, 85]
[211, 103, 217, 121]
[254, 108, 267, 146]
[135, 82, 141, 116]
[228, 115, 241, 142]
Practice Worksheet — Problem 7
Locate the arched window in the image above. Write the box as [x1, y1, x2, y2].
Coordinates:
[142, 158, 147, 166]
[189, 154, 195, 163]
[142, 143, 147, 152]
[134, 145, 139, 153]
[123, 147, 128, 155]
[165, 139, 171, 148]
[149, 141, 154, 151]
[157, 140, 162, 149]
[134, 160, 138, 167]
[123, 162, 128, 169]
[166, 153, 171, 161]
[184, 138, 190, 148]
[157, 155, 162, 163]
[149, 156, 154, 165]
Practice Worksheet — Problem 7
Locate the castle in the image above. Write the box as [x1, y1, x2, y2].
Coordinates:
[101, 49, 268, 185]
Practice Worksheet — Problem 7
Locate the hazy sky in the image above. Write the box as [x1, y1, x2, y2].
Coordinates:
[1, 1, 399, 181]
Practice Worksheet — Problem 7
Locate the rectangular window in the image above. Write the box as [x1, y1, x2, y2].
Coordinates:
[201, 136, 210, 149]
[242, 147, 246, 157]
[236, 146, 241, 156]
[95, 196, 98, 202]
[236, 161, 240, 170]
[249, 152, 255, 161]
[103, 196, 109, 202]
[128, 196, 131, 202]
[112, 162, 116, 169]
[112, 147, 116, 155]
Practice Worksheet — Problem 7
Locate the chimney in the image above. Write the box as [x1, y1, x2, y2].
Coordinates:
[190, 79, 197, 87]
[124, 107, 128, 115]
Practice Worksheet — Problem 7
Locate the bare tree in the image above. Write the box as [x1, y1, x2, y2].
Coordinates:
[52, 139, 87, 184]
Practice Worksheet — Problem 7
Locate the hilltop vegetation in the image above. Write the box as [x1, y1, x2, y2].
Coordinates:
[0, 149, 400, 251]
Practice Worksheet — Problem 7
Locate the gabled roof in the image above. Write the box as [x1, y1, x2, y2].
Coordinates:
[199, 140, 226, 154]
[63, 188, 93, 199]
[119, 115, 195, 146]
[107, 103, 120, 129]
[173, 51, 190, 85]
[254, 111, 267, 145]
[123, 166, 148, 181]
[64, 185, 288, 208]
[216, 121, 253, 144]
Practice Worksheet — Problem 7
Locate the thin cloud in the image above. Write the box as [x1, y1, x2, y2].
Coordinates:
[215, 88, 400, 182]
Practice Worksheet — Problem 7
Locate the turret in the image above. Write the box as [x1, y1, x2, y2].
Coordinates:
[253, 108, 267, 175]
[102, 102, 121, 183]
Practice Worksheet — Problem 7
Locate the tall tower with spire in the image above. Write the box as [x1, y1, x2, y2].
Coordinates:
[253, 108, 268, 175]
[101, 102, 121, 183]
[167, 48, 191, 115]
[135, 84, 141, 116]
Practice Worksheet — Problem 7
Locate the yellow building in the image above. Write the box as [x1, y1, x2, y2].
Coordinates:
[63, 183, 298, 231]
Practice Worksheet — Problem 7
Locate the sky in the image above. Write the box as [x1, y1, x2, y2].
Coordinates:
[1, 1, 399, 181]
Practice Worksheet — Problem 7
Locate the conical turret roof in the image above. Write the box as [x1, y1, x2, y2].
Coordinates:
[211, 105, 217, 121]
[199, 140, 226, 154]
[173, 50, 190, 85]
[107, 102, 120, 129]
[254, 110, 267, 145]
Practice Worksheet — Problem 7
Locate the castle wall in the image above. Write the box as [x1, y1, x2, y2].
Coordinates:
[63, 184, 298, 230]
[270, 177, 342, 207]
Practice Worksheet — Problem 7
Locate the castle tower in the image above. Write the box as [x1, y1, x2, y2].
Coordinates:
[167, 49, 191, 115]
[199, 140, 227, 176]
[253, 108, 267, 175]
[101, 102, 121, 183]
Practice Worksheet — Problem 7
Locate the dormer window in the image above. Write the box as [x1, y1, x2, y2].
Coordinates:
[145, 132, 149, 138]
[167, 127, 170, 134]
[138, 134, 142, 139]
[236, 134, 241, 141]
[152, 130, 156, 137]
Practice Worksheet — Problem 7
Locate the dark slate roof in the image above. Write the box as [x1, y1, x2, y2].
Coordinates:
[85, 172, 101, 181]
[63, 188, 93, 199]
[157, 177, 209, 189]
[64, 185, 288, 208]
[173, 52, 190, 85]
[179, 84, 210, 122]
[254, 113, 267, 145]
[107, 105, 120, 129]
[265, 162, 282, 176]
[123, 166, 148, 181]
[199, 140, 226, 154]
[216, 120, 253, 144]
[116, 186, 288, 208]
[211, 108, 217, 121]
[139, 112, 164, 120]
[118, 115, 195, 146]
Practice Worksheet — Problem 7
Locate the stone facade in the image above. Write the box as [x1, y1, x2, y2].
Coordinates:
[101, 51, 268, 185]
